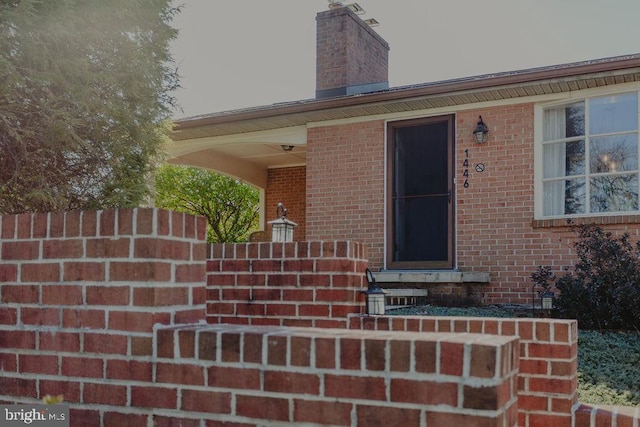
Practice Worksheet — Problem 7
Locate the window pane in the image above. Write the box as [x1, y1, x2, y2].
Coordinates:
[566, 103, 586, 137]
[589, 93, 638, 135]
[590, 174, 639, 212]
[543, 140, 585, 178]
[543, 179, 585, 215]
[589, 134, 638, 173]
[543, 181, 564, 215]
[543, 102, 584, 141]
[565, 178, 586, 214]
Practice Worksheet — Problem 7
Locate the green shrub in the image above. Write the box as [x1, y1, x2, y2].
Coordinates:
[532, 224, 640, 331]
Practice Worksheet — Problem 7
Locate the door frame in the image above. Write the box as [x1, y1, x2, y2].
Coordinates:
[385, 115, 456, 270]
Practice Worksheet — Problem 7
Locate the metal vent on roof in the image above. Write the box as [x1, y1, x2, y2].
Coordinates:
[347, 3, 366, 14]
[326, 2, 379, 26]
[364, 17, 379, 27]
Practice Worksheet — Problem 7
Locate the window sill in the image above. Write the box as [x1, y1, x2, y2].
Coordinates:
[532, 214, 640, 229]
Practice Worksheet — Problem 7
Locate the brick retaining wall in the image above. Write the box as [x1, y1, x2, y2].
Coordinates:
[206, 241, 368, 328]
[574, 404, 640, 427]
[349, 314, 579, 427]
[1, 209, 637, 426]
[154, 323, 519, 426]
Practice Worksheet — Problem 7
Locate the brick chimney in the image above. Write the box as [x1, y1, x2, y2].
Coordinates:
[315, 5, 390, 99]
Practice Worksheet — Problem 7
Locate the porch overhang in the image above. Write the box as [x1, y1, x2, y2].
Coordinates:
[166, 126, 307, 188]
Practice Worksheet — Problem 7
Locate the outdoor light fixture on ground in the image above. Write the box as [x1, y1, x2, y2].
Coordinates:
[362, 268, 386, 315]
[532, 283, 555, 318]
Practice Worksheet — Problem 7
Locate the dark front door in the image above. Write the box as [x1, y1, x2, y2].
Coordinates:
[387, 115, 455, 269]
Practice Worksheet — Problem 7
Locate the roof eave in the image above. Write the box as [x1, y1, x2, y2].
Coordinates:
[173, 54, 640, 131]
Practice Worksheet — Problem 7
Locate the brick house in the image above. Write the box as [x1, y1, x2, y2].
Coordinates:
[169, 4, 640, 304]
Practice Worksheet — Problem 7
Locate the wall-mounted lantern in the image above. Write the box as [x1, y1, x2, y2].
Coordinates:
[268, 202, 297, 243]
[473, 115, 489, 144]
[362, 268, 386, 315]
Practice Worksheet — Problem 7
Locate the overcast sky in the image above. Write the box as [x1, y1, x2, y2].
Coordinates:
[170, 0, 640, 119]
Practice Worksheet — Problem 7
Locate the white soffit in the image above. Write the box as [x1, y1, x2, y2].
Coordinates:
[167, 125, 307, 158]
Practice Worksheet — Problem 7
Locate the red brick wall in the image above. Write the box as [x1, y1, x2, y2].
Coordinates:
[302, 106, 640, 304]
[456, 106, 640, 303]
[350, 315, 579, 427]
[306, 121, 386, 268]
[154, 323, 519, 427]
[0, 208, 207, 329]
[457, 105, 540, 303]
[574, 404, 640, 427]
[266, 166, 307, 240]
[1, 208, 633, 427]
[206, 241, 367, 328]
[0, 209, 522, 426]
[0, 208, 207, 424]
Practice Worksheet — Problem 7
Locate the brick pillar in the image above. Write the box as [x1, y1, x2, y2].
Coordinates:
[0, 208, 207, 400]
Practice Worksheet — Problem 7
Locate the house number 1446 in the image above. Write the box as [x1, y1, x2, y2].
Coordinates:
[462, 149, 470, 188]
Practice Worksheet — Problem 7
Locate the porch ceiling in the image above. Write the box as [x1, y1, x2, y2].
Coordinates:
[167, 126, 307, 188]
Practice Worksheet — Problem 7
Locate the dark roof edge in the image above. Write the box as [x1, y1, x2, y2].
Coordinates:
[173, 54, 640, 131]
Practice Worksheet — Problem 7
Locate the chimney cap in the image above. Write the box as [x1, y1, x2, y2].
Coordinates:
[327, 0, 344, 9]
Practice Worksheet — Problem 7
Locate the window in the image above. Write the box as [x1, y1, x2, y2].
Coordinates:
[541, 92, 639, 217]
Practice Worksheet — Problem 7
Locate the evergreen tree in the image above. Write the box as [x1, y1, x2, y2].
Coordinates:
[0, 0, 180, 213]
